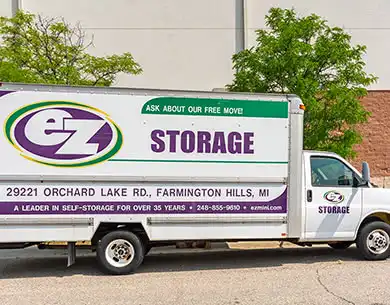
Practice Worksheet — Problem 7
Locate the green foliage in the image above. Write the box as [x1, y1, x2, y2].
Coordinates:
[227, 7, 378, 159]
[0, 10, 142, 86]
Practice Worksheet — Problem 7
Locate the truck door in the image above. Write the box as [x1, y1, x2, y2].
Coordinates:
[304, 154, 362, 240]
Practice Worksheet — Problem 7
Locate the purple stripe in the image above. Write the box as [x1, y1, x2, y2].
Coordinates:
[0, 190, 287, 215]
[0, 90, 14, 97]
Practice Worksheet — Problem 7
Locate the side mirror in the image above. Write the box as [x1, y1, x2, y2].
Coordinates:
[362, 161, 370, 184]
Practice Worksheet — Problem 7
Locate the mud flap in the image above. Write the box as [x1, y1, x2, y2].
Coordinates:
[67, 242, 76, 267]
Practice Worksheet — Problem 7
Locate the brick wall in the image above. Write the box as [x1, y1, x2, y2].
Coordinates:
[351, 91, 390, 187]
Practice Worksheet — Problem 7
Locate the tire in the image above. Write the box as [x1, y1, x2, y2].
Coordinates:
[356, 221, 390, 261]
[96, 230, 145, 275]
[328, 241, 353, 250]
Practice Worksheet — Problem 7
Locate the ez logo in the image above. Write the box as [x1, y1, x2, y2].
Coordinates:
[5, 101, 122, 167]
[323, 191, 345, 204]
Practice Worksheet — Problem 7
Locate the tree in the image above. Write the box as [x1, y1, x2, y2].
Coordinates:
[0, 10, 142, 86]
[227, 7, 377, 159]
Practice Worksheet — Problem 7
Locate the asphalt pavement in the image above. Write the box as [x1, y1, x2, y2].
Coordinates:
[0, 245, 389, 305]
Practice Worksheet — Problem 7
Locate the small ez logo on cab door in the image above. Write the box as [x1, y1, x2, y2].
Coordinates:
[323, 191, 344, 203]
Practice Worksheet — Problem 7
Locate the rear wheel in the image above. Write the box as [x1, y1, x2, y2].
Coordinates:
[96, 230, 145, 275]
[356, 221, 390, 260]
[328, 241, 353, 250]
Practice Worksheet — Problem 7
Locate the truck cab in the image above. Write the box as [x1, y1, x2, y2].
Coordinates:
[301, 150, 390, 259]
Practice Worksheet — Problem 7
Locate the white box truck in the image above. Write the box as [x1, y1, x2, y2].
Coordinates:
[0, 82, 389, 275]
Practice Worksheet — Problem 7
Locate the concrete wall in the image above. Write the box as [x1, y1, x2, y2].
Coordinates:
[0, 0, 13, 17]
[244, 0, 390, 90]
[3, 0, 390, 90]
[19, 0, 238, 90]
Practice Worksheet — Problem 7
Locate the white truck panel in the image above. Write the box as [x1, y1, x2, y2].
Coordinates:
[0, 83, 298, 245]
[0, 182, 288, 241]
[0, 225, 93, 243]
[148, 223, 287, 240]
[0, 89, 290, 182]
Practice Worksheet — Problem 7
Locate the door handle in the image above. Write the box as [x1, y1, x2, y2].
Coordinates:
[307, 190, 312, 202]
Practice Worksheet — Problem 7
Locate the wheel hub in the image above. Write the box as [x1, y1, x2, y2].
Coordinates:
[105, 239, 135, 268]
[367, 229, 390, 255]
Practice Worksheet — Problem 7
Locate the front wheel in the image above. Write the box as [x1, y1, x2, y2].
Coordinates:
[356, 221, 390, 260]
[96, 230, 145, 275]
